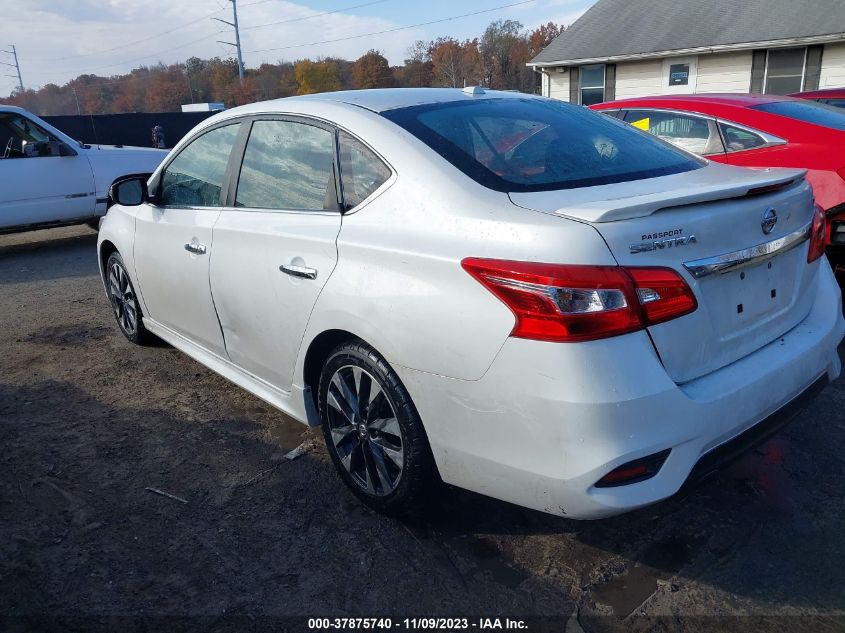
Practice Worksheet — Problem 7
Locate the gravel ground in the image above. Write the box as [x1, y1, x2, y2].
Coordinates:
[1, 225, 843, 633]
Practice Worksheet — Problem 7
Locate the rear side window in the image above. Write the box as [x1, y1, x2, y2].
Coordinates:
[819, 98, 845, 109]
[718, 123, 768, 152]
[236, 120, 336, 211]
[751, 100, 845, 131]
[381, 98, 702, 193]
[624, 110, 723, 156]
[339, 131, 391, 209]
[160, 123, 241, 207]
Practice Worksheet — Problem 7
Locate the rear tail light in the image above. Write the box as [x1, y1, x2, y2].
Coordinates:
[808, 203, 827, 262]
[461, 258, 697, 343]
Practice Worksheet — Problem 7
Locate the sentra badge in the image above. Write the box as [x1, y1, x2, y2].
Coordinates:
[629, 228, 697, 254]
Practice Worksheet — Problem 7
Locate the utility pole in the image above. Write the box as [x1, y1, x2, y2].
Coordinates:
[71, 86, 82, 115]
[213, 0, 245, 83]
[1, 44, 24, 93]
[185, 62, 195, 103]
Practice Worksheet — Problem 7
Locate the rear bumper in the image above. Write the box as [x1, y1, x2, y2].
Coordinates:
[679, 374, 827, 493]
[397, 261, 844, 519]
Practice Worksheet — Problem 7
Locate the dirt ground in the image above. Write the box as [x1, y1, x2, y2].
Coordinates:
[1, 225, 844, 633]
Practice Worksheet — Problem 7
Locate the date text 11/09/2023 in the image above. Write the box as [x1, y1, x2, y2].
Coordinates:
[308, 618, 529, 630]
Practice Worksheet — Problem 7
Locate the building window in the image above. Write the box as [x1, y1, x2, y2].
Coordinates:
[580, 64, 605, 105]
[765, 47, 806, 95]
[668, 64, 690, 86]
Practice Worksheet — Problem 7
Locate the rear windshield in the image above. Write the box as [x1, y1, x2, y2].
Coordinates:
[381, 98, 703, 192]
[751, 100, 845, 131]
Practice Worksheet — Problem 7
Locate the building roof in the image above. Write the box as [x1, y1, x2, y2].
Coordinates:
[531, 0, 845, 65]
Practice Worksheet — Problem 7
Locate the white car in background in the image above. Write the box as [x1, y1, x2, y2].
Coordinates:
[0, 105, 166, 234]
[98, 89, 843, 519]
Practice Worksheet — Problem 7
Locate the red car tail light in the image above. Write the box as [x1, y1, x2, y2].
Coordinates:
[808, 203, 827, 263]
[626, 267, 698, 326]
[461, 259, 697, 343]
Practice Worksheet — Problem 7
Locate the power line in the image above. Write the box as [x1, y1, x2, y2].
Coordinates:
[40, 31, 224, 79]
[244, 0, 536, 54]
[240, 0, 390, 32]
[35, 8, 226, 63]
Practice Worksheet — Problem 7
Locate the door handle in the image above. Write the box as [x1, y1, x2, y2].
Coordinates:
[184, 242, 207, 255]
[279, 264, 317, 280]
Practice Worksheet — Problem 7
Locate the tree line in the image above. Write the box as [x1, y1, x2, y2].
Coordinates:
[1, 20, 562, 115]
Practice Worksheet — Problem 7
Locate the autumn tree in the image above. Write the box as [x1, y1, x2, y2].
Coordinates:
[402, 40, 433, 87]
[144, 63, 190, 112]
[429, 38, 481, 88]
[479, 19, 528, 90]
[111, 69, 152, 113]
[528, 22, 564, 58]
[294, 59, 342, 95]
[251, 61, 297, 100]
[352, 50, 395, 89]
[322, 57, 355, 90]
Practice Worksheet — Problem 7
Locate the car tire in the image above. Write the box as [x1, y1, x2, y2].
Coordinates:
[318, 341, 438, 517]
[105, 252, 152, 345]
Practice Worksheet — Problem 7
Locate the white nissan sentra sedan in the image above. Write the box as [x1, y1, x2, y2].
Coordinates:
[98, 88, 844, 519]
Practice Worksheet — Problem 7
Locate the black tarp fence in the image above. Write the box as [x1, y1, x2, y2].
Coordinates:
[42, 111, 219, 149]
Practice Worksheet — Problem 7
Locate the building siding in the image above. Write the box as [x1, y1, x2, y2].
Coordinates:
[615, 60, 664, 98]
[820, 42, 845, 87]
[542, 43, 845, 102]
[695, 51, 753, 93]
[547, 71, 570, 101]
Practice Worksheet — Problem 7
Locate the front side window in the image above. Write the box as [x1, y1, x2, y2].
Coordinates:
[765, 48, 806, 95]
[0, 113, 52, 158]
[236, 120, 336, 211]
[580, 64, 605, 106]
[751, 100, 845, 131]
[160, 123, 241, 207]
[718, 122, 768, 152]
[382, 98, 703, 193]
[339, 131, 391, 209]
[624, 110, 723, 156]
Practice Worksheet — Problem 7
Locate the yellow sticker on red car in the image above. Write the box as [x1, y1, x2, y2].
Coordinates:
[631, 117, 650, 131]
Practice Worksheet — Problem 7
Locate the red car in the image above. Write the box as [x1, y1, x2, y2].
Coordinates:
[590, 94, 845, 272]
[790, 87, 845, 109]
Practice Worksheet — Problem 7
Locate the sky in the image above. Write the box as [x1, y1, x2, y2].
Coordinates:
[0, 0, 595, 96]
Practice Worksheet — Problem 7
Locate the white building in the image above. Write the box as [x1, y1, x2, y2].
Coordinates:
[181, 102, 225, 113]
[529, 0, 845, 104]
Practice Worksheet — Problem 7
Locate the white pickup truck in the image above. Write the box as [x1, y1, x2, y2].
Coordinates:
[0, 105, 166, 234]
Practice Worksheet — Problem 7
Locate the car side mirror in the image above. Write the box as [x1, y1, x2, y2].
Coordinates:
[109, 176, 149, 206]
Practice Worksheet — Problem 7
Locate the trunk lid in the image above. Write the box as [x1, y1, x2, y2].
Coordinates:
[510, 163, 819, 384]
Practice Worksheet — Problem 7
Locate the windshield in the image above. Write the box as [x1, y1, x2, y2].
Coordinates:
[381, 98, 703, 193]
[751, 100, 845, 131]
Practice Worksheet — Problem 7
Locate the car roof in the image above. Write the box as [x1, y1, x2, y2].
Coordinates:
[593, 93, 799, 109]
[227, 88, 538, 116]
[790, 87, 845, 98]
